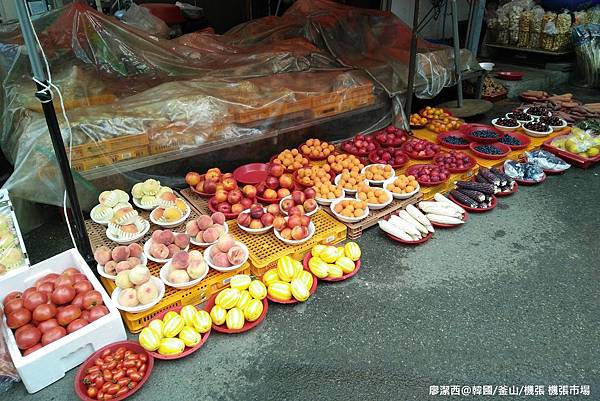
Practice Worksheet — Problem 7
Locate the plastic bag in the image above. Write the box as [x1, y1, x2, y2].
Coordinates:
[525, 150, 570, 171]
[503, 160, 545, 182]
[0, 331, 19, 392]
[122, 3, 169, 38]
[175, 2, 203, 20]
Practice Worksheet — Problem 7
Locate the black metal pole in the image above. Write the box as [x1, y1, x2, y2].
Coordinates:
[15, 0, 94, 263]
[405, 0, 420, 123]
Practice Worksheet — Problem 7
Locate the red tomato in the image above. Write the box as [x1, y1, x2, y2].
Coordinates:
[51, 285, 76, 305]
[7, 308, 32, 329]
[41, 326, 66, 346]
[106, 384, 121, 395]
[4, 298, 24, 315]
[15, 326, 41, 350]
[87, 386, 98, 399]
[23, 343, 43, 356]
[56, 305, 81, 326]
[32, 303, 57, 322]
[23, 291, 48, 312]
[3, 291, 22, 307]
[128, 372, 142, 382]
[116, 386, 129, 396]
[67, 318, 88, 334]
[82, 290, 103, 309]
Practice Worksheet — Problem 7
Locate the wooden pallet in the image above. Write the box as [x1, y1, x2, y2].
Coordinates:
[71, 146, 149, 172]
[322, 192, 423, 240]
[68, 133, 149, 161]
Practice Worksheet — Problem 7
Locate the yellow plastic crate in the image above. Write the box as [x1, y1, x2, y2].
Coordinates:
[227, 209, 347, 277]
[101, 261, 250, 333]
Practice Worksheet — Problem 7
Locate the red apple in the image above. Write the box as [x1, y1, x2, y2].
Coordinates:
[280, 227, 292, 240]
[185, 172, 201, 187]
[203, 180, 217, 194]
[240, 197, 253, 209]
[208, 197, 219, 209]
[222, 173, 233, 180]
[303, 187, 316, 199]
[261, 213, 275, 227]
[195, 181, 205, 193]
[227, 189, 243, 205]
[231, 203, 244, 214]
[273, 216, 286, 231]
[269, 164, 284, 178]
[266, 204, 281, 216]
[279, 174, 294, 189]
[249, 220, 264, 229]
[217, 202, 232, 214]
[265, 176, 280, 190]
[291, 226, 306, 240]
[303, 198, 317, 213]
[300, 215, 311, 227]
[263, 189, 277, 199]
[281, 198, 295, 212]
[205, 168, 221, 182]
[237, 213, 251, 227]
[242, 185, 257, 199]
[291, 190, 305, 205]
[289, 205, 304, 216]
[255, 182, 267, 196]
[215, 190, 228, 203]
[277, 188, 291, 198]
[288, 215, 302, 228]
[222, 178, 238, 192]
[250, 205, 264, 219]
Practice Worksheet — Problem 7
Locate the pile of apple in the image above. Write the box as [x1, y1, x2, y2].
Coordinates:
[237, 204, 282, 231]
[2, 267, 109, 356]
[340, 135, 379, 156]
[115, 265, 160, 308]
[256, 164, 294, 201]
[185, 168, 228, 195]
[374, 126, 408, 147]
[208, 181, 257, 217]
[280, 189, 318, 215]
[408, 164, 450, 185]
[369, 147, 409, 167]
[402, 139, 440, 159]
[273, 206, 313, 242]
[93, 243, 144, 276]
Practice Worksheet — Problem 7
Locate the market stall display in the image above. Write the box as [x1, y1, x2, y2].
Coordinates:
[525, 150, 571, 174]
[204, 236, 249, 272]
[304, 242, 361, 282]
[401, 139, 440, 159]
[379, 205, 434, 244]
[518, 92, 600, 122]
[340, 135, 379, 157]
[144, 230, 191, 263]
[236, 206, 277, 234]
[450, 181, 498, 212]
[131, 179, 172, 210]
[262, 256, 317, 303]
[373, 126, 408, 148]
[384, 175, 420, 200]
[280, 190, 319, 216]
[368, 148, 409, 168]
[111, 265, 165, 313]
[94, 243, 146, 280]
[186, 213, 229, 246]
[160, 250, 208, 289]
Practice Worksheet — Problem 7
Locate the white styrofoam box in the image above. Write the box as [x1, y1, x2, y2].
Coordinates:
[1, 248, 127, 393]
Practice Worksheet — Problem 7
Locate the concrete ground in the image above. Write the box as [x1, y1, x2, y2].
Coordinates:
[3, 93, 600, 400]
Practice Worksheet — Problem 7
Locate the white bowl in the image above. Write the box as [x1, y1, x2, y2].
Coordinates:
[236, 208, 273, 234]
[491, 118, 521, 132]
[273, 221, 316, 245]
[315, 194, 345, 206]
[330, 198, 370, 223]
[149, 203, 191, 228]
[90, 204, 110, 226]
[132, 196, 157, 211]
[382, 177, 420, 200]
[144, 238, 189, 264]
[159, 260, 208, 289]
[279, 196, 318, 217]
[522, 124, 553, 138]
[97, 253, 148, 280]
[355, 188, 393, 210]
[479, 62, 495, 71]
[505, 112, 533, 124]
[361, 164, 395, 186]
[204, 242, 249, 272]
[111, 276, 165, 313]
[543, 118, 568, 130]
[105, 220, 150, 245]
[189, 223, 229, 246]
[523, 107, 552, 118]
[334, 174, 367, 195]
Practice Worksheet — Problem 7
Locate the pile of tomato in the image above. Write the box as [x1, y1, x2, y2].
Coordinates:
[81, 347, 148, 400]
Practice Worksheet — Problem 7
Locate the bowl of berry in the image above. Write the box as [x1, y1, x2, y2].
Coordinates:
[498, 132, 531, 150]
[522, 121, 553, 138]
[373, 126, 408, 148]
[433, 151, 476, 173]
[401, 138, 441, 160]
[464, 125, 505, 144]
[340, 134, 379, 157]
[491, 117, 520, 132]
[539, 115, 567, 131]
[437, 131, 470, 149]
[524, 106, 552, 118]
[505, 111, 533, 124]
[469, 142, 511, 160]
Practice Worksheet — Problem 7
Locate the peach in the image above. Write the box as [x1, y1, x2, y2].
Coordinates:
[171, 251, 191, 270]
[187, 259, 207, 279]
[127, 257, 141, 268]
[167, 244, 180, 258]
[104, 260, 117, 275]
[280, 227, 292, 239]
[150, 243, 169, 259]
[227, 245, 245, 265]
[189, 250, 203, 262]
[212, 224, 225, 237]
[174, 233, 190, 249]
[128, 243, 143, 258]
[196, 215, 213, 230]
[217, 235, 235, 253]
[186, 221, 200, 236]
[209, 246, 221, 259]
[118, 288, 139, 307]
[211, 212, 226, 225]
[115, 271, 132, 289]
[212, 251, 231, 267]
[291, 226, 306, 240]
[158, 230, 174, 245]
[111, 246, 130, 263]
[168, 269, 190, 284]
[129, 265, 151, 285]
[116, 261, 132, 274]
[136, 282, 159, 305]
[94, 246, 112, 265]
[195, 231, 205, 243]
[202, 227, 220, 244]
[151, 230, 163, 243]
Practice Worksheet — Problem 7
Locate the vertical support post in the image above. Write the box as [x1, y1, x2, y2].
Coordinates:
[405, 0, 420, 119]
[14, 0, 94, 262]
[450, 0, 463, 108]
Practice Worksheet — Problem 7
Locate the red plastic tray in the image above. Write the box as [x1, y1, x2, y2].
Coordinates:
[496, 71, 524, 80]
[302, 252, 361, 282]
[208, 198, 240, 219]
[263, 269, 318, 304]
[144, 305, 210, 360]
[384, 227, 433, 245]
[498, 132, 532, 150]
[469, 142, 511, 160]
[189, 174, 215, 198]
[74, 341, 154, 401]
[233, 163, 269, 186]
[437, 131, 471, 149]
[541, 135, 600, 169]
[428, 210, 470, 228]
[406, 164, 449, 187]
[400, 139, 439, 160]
[496, 182, 519, 197]
[433, 152, 476, 173]
[203, 293, 268, 334]
[514, 173, 546, 186]
[368, 149, 409, 168]
[449, 194, 497, 212]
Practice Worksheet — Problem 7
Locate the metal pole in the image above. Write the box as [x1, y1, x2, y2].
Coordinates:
[405, 0, 420, 120]
[450, 0, 463, 108]
[14, 0, 94, 263]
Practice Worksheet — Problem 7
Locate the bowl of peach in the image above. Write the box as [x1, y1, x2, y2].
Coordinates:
[298, 139, 336, 160]
[384, 175, 420, 199]
[330, 199, 370, 223]
[334, 171, 367, 194]
[314, 182, 345, 206]
[355, 184, 393, 210]
[361, 164, 395, 186]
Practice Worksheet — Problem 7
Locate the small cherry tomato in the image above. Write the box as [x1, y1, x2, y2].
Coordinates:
[124, 350, 133, 357]
[94, 377, 104, 388]
[128, 381, 138, 390]
[112, 371, 125, 382]
[139, 364, 147, 374]
[126, 368, 137, 377]
[129, 372, 142, 382]
[101, 349, 111, 358]
[116, 386, 129, 396]
[87, 386, 98, 399]
[116, 347, 126, 354]
[94, 358, 104, 367]
[86, 365, 101, 374]
[117, 378, 130, 387]
[123, 360, 136, 369]
[105, 361, 117, 370]
[102, 382, 111, 392]
[139, 354, 147, 363]
[106, 384, 121, 395]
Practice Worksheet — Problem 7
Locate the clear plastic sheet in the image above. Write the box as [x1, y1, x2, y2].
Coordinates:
[0, 0, 478, 207]
[122, 3, 170, 39]
[0, 331, 18, 392]
[503, 160, 545, 182]
[525, 150, 570, 171]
